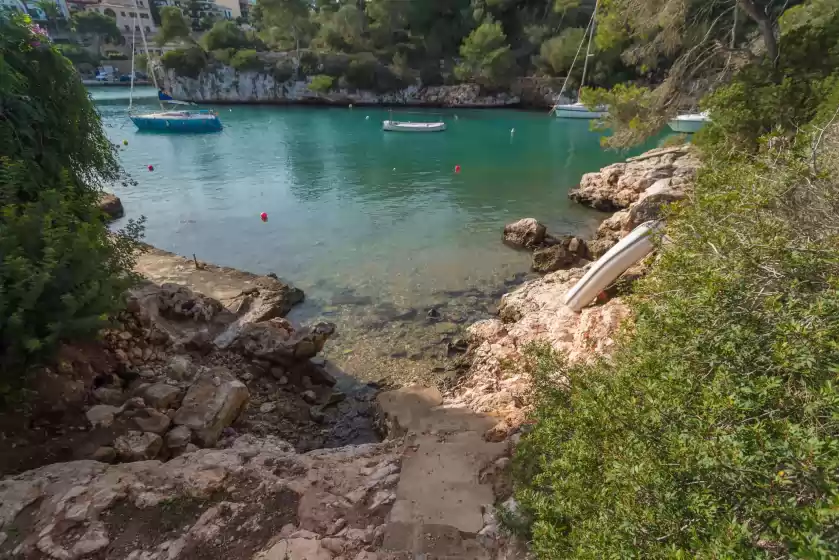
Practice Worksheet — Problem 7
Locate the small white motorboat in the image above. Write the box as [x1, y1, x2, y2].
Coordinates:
[668, 112, 710, 134]
[554, 101, 607, 120]
[383, 120, 447, 132]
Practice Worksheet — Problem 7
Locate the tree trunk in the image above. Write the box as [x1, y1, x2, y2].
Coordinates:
[737, 0, 778, 65]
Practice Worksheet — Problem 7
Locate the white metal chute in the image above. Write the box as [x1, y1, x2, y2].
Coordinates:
[563, 221, 662, 312]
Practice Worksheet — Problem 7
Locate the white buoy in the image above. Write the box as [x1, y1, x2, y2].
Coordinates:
[393, 168, 396, 171]
[349, 104, 353, 109]
[366, 115, 370, 120]
[455, 115, 459, 120]
[511, 128, 515, 135]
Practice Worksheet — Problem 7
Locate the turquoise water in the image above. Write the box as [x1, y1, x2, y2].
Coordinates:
[93, 87, 648, 381]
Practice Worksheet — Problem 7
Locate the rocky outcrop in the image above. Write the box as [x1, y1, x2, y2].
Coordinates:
[98, 193, 124, 221]
[569, 146, 699, 212]
[0, 435, 403, 560]
[449, 267, 631, 441]
[502, 218, 547, 249]
[135, 245, 304, 320]
[166, 65, 520, 107]
[569, 146, 700, 257]
[503, 218, 590, 272]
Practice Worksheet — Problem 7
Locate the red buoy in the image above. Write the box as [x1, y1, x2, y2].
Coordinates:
[454, 165, 461, 174]
[147, 164, 154, 171]
[260, 212, 268, 222]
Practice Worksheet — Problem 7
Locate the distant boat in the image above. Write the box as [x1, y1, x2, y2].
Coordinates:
[383, 120, 447, 132]
[553, 0, 607, 120]
[668, 112, 710, 134]
[554, 101, 607, 120]
[126, 5, 222, 133]
[130, 110, 223, 132]
[382, 110, 446, 132]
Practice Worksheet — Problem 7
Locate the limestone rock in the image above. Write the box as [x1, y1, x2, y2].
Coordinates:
[142, 383, 182, 410]
[166, 355, 194, 381]
[502, 218, 547, 249]
[531, 241, 586, 273]
[98, 193, 124, 221]
[114, 431, 163, 461]
[165, 425, 192, 450]
[173, 367, 250, 446]
[218, 318, 335, 368]
[256, 538, 334, 560]
[93, 386, 125, 406]
[86, 404, 120, 428]
[130, 407, 171, 434]
[569, 146, 699, 211]
[90, 446, 117, 463]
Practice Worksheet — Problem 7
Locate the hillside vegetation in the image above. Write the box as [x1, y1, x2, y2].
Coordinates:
[512, 2, 839, 557]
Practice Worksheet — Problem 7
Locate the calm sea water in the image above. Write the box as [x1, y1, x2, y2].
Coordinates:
[92, 86, 648, 382]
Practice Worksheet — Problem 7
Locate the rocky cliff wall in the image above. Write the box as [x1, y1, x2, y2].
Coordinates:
[164, 65, 570, 108]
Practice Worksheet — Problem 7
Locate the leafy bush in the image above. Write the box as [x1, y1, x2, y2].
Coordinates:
[55, 42, 98, 66]
[229, 48, 263, 71]
[538, 28, 586, 76]
[454, 20, 515, 89]
[202, 20, 264, 51]
[210, 47, 235, 65]
[308, 74, 334, 93]
[343, 52, 379, 90]
[271, 60, 295, 82]
[161, 46, 207, 78]
[0, 14, 143, 384]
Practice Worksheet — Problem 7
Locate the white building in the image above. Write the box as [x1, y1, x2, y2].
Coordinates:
[0, 0, 70, 19]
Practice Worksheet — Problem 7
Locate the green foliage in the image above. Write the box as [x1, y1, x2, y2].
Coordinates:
[538, 27, 585, 76]
[455, 20, 515, 88]
[0, 14, 143, 382]
[161, 46, 207, 78]
[308, 73, 334, 92]
[71, 10, 119, 40]
[582, 83, 660, 147]
[157, 6, 192, 46]
[229, 48, 264, 71]
[203, 20, 264, 51]
[514, 131, 839, 556]
[55, 42, 98, 66]
[272, 60, 295, 81]
[313, 4, 368, 52]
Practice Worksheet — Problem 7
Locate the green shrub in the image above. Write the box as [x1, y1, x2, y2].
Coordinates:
[297, 49, 320, 76]
[210, 47, 235, 65]
[161, 46, 207, 78]
[202, 20, 264, 51]
[55, 43, 98, 66]
[271, 60, 295, 82]
[0, 14, 143, 385]
[308, 74, 334, 93]
[538, 28, 586, 76]
[454, 20, 516, 89]
[229, 48, 263, 71]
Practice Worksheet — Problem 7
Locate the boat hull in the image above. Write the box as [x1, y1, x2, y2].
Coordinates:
[667, 114, 709, 134]
[554, 103, 607, 120]
[382, 120, 446, 132]
[131, 113, 223, 133]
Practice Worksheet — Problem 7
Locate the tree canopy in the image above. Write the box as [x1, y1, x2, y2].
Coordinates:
[157, 6, 193, 46]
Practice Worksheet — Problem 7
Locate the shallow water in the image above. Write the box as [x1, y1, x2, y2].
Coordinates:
[94, 87, 649, 382]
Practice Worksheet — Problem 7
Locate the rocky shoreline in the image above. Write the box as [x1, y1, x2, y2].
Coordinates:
[0, 144, 698, 559]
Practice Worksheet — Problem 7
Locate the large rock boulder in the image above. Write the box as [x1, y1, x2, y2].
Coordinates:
[217, 318, 336, 369]
[569, 146, 699, 211]
[114, 431, 163, 462]
[173, 367, 250, 446]
[502, 218, 547, 249]
[531, 236, 589, 273]
[98, 193, 124, 221]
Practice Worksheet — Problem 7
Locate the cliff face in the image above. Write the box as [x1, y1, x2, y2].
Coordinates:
[164, 65, 570, 108]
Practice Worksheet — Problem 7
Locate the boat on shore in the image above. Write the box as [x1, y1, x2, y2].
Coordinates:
[668, 112, 711, 133]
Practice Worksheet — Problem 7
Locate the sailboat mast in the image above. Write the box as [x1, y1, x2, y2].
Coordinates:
[129, 14, 136, 111]
[134, 0, 164, 110]
[579, 0, 599, 99]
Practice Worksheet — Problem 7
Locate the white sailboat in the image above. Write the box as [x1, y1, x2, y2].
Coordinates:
[553, 0, 607, 120]
[668, 111, 711, 133]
